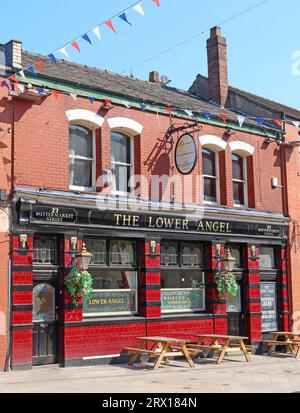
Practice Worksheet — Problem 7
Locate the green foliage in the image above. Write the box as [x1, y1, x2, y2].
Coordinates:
[214, 271, 238, 299]
[65, 266, 93, 305]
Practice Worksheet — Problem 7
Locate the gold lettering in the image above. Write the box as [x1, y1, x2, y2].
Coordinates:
[182, 219, 189, 230]
[175, 219, 182, 230]
[156, 217, 164, 228]
[122, 215, 132, 226]
[132, 216, 140, 227]
[148, 217, 155, 228]
[219, 222, 226, 233]
[164, 218, 174, 229]
[212, 222, 220, 232]
[114, 214, 122, 226]
[197, 221, 205, 231]
[205, 221, 213, 232]
[226, 223, 232, 233]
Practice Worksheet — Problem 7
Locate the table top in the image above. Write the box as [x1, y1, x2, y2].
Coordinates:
[136, 336, 187, 344]
[271, 332, 299, 336]
[196, 334, 249, 340]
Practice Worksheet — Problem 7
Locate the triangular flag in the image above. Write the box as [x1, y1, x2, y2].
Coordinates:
[92, 26, 101, 40]
[2, 80, 10, 90]
[88, 97, 95, 104]
[203, 112, 211, 120]
[140, 102, 147, 111]
[220, 114, 227, 123]
[134, 3, 145, 16]
[10, 75, 19, 83]
[82, 33, 92, 45]
[119, 13, 132, 26]
[71, 41, 80, 53]
[105, 20, 117, 34]
[70, 93, 77, 100]
[104, 99, 112, 107]
[52, 91, 61, 99]
[36, 87, 44, 94]
[59, 47, 69, 58]
[166, 106, 173, 114]
[48, 53, 57, 63]
[152, 0, 160, 5]
[273, 119, 282, 127]
[35, 60, 43, 72]
[184, 109, 194, 117]
[237, 115, 246, 127]
[292, 121, 300, 128]
[19, 70, 26, 79]
[255, 117, 264, 126]
[27, 66, 37, 76]
[16, 84, 25, 93]
[123, 101, 130, 108]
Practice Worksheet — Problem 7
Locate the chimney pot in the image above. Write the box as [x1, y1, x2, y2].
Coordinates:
[4, 39, 22, 69]
[149, 71, 160, 83]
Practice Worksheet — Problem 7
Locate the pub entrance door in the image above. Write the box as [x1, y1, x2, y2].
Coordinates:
[226, 283, 244, 336]
[32, 280, 59, 366]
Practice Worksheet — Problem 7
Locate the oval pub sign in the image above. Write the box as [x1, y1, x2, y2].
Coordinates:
[175, 133, 197, 175]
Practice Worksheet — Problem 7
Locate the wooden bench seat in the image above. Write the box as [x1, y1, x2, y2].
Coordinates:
[123, 348, 159, 355]
[263, 340, 296, 346]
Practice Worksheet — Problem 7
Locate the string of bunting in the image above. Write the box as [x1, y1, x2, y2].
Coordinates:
[1, 0, 299, 130]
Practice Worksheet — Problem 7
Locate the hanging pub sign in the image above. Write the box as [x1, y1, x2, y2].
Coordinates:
[175, 133, 197, 175]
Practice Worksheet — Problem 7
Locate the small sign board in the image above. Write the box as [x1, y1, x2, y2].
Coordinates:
[161, 288, 204, 313]
[83, 290, 137, 316]
[31, 206, 77, 224]
[175, 134, 197, 175]
[261, 282, 278, 332]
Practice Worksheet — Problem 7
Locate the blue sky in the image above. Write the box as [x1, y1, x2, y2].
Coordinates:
[1, 0, 299, 110]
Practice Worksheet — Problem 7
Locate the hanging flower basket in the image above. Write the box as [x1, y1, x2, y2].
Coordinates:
[214, 271, 238, 299]
[64, 266, 93, 305]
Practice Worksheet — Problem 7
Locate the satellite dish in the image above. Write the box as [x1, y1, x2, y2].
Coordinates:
[160, 75, 171, 85]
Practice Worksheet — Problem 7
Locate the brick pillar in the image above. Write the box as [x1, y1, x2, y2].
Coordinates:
[244, 245, 262, 343]
[205, 242, 227, 335]
[138, 239, 161, 319]
[60, 236, 83, 366]
[277, 246, 291, 331]
[11, 233, 34, 370]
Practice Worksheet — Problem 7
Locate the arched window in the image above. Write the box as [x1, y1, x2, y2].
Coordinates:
[202, 148, 218, 204]
[111, 131, 133, 194]
[232, 153, 247, 206]
[69, 124, 95, 190]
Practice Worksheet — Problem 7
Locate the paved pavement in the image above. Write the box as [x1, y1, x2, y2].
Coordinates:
[1, 354, 300, 393]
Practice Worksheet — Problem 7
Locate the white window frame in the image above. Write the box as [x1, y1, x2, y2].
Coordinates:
[69, 125, 96, 192]
[111, 132, 135, 197]
[202, 149, 220, 206]
[232, 153, 248, 208]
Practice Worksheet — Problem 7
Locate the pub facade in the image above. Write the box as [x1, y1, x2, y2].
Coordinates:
[0, 37, 292, 370]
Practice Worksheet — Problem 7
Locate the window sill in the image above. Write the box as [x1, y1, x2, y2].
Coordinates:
[69, 186, 96, 193]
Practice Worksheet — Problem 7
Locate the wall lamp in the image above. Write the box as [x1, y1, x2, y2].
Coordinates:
[225, 127, 236, 136]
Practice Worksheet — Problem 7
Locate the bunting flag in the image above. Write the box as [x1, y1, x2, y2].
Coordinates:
[35, 60, 43, 72]
[36, 87, 44, 94]
[152, 0, 160, 5]
[220, 113, 227, 123]
[16, 84, 25, 93]
[203, 112, 211, 120]
[123, 101, 131, 108]
[184, 110, 194, 117]
[255, 117, 264, 126]
[82, 33, 92, 45]
[140, 102, 147, 111]
[105, 20, 117, 34]
[52, 91, 61, 99]
[88, 97, 95, 104]
[237, 115, 246, 128]
[2, 80, 10, 90]
[10, 75, 19, 83]
[27, 66, 37, 76]
[119, 13, 132, 26]
[70, 93, 77, 100]
[273, 119, 282, 127]
[71, 41, 80, 53]
[48, 53, 57, 64]
[292, 121, 300, 128]
[59, 47, 69, 58]
[134, 3, 145, 16]
[19, 70, 26, 79]
[92, 26, 101, 40]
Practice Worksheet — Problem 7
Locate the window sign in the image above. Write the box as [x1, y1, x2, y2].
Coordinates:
[259, 247, 275, 269]
[175, 134, 197, 175]
[261, 282, 278, 332]
[161, 289, 205, 313]
[226, 284, 241, 313]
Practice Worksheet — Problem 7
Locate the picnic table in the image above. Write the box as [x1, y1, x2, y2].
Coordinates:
[124, 336, 195, 370]
[263, 331, 300, 358]
[186, 334, 251, 364]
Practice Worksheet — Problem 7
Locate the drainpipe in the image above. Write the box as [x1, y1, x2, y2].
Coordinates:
[4, 259, 12, 372]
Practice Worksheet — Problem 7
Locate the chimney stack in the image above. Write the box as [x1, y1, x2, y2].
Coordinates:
[4, 40, 22, 69]
[207, 26, 228, 107]
[149, 71, 160, 83]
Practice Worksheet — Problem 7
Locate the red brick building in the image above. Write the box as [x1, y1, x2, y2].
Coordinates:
[0, 30, 293, 370]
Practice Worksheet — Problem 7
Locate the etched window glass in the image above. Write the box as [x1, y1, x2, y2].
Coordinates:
[33, 237, 58, 265]
[109, 240, 136, 266]
[84, 239, 106, 265]
[33, 284, 55, 322]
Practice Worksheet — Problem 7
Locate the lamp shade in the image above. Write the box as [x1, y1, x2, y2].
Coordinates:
[76, 243, 92, 270]
[221, 249, 236, 272]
